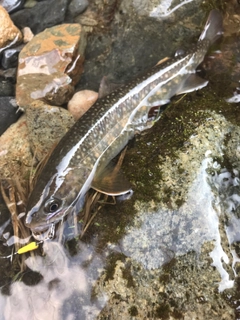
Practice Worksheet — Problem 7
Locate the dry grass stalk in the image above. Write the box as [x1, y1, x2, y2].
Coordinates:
[0, 145, 56, 267]
[0, 178, 32, 270]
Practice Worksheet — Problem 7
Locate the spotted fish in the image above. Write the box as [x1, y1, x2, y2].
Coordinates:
[25, 10, 223, 235]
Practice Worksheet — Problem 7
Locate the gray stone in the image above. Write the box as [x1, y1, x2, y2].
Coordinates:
[68, 0, 89, 17]
[10, 0, 68, 34]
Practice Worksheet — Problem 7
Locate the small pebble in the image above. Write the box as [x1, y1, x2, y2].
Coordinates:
[22, 27, 34, 43]
[68, 90, 98, 120]
[68, 0, 89, 17]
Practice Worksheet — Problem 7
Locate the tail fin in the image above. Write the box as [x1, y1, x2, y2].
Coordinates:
[199, 9, 223, 45]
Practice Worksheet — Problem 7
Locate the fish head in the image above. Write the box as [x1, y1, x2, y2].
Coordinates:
[25, 166, 90, 234]
[25, 194, 73, 233]
[25, 186, 77, 235]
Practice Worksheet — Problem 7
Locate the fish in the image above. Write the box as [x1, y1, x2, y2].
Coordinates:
[25, 9, 223, 236]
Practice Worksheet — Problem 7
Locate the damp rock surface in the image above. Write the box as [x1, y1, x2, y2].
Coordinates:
[91, 109, 240, 319]
[16, 23, 86, 109]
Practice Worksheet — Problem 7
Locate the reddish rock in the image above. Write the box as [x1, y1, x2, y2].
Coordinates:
[16, 23, 86, 109]
[68, 90, 98, 120]
[0, 5, 22, 48]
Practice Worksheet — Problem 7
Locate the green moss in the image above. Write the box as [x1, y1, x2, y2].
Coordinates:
[53, 40, 69, 47]
[66, 25, 80, 36]
[162, 258, 177, 272]
[201, 0, 227, 12]
[122, 261, 135, 288]
[159, 273, 170, 284]
[128, 305, 138, 316]
[172, 309, 184, 319]
[175, 198, 185, 207]
[104, 253, 126, 282]
[154, 303, 170, 319]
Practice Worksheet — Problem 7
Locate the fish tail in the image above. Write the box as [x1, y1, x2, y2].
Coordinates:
[199, 9, 223, 45]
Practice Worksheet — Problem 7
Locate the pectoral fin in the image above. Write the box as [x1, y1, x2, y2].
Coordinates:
[176, 74, 208, 95]
[91, 162, 132, 196]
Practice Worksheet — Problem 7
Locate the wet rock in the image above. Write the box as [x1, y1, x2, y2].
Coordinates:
[0, 5, 22, 49]
[120, 0, 188, 17]
[68, 0, 89, 17]
[1, 44, 24, 69]
[16, 23, 86, 109]
[0, 0, 24, 13]
[76, 1, 205, 92]
[0, 74, 15, 96]
[25, 101, 75, 161]
[0, 97, 21, 135]
[17, 73, 75, 107]
[88, 108, 240, 319]
[0, 115, 32, 188]
[67, 89, 98, 120]
[11, 0, 68, 34]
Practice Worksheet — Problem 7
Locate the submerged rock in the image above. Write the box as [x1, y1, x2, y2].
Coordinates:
[16, 23, 86, 109]
[89, 109, 240, 319]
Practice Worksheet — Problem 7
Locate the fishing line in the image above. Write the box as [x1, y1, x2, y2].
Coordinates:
[0, 223, 55, 261]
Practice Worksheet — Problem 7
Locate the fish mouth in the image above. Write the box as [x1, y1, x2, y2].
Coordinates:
[31, 223, 56, 241]
[25, 208, 69, 232]
[26, 206, 75, 240]
[30, 223, 52, 233]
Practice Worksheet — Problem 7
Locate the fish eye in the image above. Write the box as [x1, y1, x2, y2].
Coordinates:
[44, 198, 61, 214]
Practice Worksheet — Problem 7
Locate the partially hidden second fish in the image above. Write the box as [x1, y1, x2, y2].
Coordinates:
[25, 9, 223, 236]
